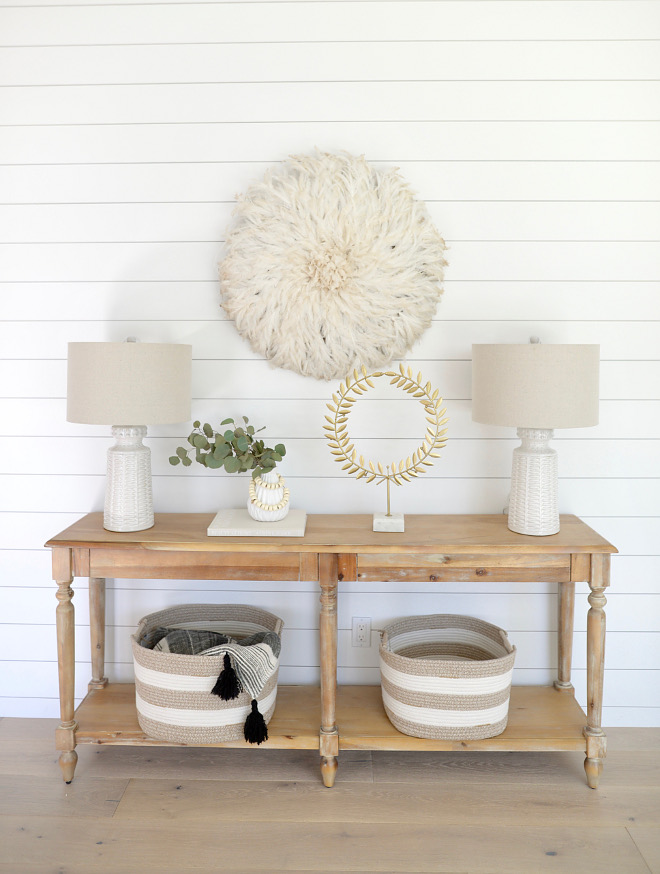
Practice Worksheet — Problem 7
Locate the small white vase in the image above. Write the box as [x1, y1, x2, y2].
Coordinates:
[247, 470, 290, 522]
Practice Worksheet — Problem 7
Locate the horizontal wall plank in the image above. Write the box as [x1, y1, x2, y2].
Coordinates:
[2, 122, 659, 164]
[3, 41, 660, 86]
[4, 162, 660, 205]
[1, 471, 657, 517]
[3, 201, 659, 243]
[3, 584, 655, 636]
[2, 625, 655, 674]
[2, 3, 658, 46]
[3, 437, 659, 480]
[1, 241, 658, 282]
[3, 317, 659, 361]
[1, 359, 657, 401]
[3, 398, 660, 441]
[1, 281, 658, 322]
[4, 81, 660, 125]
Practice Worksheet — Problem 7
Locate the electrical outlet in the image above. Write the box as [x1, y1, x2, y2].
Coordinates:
[351, 617, 371, 647]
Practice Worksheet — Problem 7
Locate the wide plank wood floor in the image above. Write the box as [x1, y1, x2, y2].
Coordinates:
[1, 717, 658, 874]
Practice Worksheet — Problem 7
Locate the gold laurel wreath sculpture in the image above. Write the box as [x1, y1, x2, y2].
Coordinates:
[324, 365, 448, 529]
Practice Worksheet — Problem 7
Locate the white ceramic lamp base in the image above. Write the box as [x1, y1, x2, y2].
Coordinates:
[508, 428, 559, 536]
[104, 425, 154, 532]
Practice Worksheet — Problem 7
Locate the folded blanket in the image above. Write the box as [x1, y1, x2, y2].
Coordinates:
[152, 628, 231, 654]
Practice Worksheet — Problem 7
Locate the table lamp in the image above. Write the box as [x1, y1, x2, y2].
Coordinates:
[471, 340, 599, 536]
[67, 340, 192, 532]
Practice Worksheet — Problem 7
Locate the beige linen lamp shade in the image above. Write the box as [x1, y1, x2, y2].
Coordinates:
[472, 344, 599, 430]
[67, 342, 191, 425]
[67, 341, 192, 532]
[472, 342, 600, 536]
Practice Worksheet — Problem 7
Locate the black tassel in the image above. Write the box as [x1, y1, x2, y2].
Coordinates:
[244, 698, 268, 745]
[211, 652, 241, 700]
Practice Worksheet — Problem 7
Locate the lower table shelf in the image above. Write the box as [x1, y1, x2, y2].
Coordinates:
[73, 683, 589, 753]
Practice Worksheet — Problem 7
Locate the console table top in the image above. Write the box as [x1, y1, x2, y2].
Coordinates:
[46, 512, 617, 555]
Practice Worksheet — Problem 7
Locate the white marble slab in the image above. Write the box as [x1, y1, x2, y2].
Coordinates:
[207, 508, 307, 537]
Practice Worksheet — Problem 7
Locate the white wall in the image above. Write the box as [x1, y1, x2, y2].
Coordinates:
[1, 0, 659, 726]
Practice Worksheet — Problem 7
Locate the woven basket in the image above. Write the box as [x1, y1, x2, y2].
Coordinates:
[131, 604, 283, 744]
[379, 614, 516, 740]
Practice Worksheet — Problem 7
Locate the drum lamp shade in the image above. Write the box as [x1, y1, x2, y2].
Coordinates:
[472, 344, 599, 430]
[67, 342, 192, 425]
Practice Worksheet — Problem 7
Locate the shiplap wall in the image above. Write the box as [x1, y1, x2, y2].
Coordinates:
[1, 0, 659, 726]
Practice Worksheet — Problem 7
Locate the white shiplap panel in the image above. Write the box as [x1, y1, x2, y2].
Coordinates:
[3, 40, 660, 86]
[2, 241, 658, 281]
[2, 281, 659, 322]
[3, 162, 660, 205]
[2, 3, 658, 46]
[3, 201, 659, 243]
[3, 81, 660, 125]
[1, 0, 659, 724]
[2, 122, 659, 164]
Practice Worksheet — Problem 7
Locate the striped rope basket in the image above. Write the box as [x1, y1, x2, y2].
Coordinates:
[131, 604, 283, 744]
[379, 614, 516, 740]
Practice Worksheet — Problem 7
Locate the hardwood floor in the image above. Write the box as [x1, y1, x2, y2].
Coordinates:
[1, 717, 658, 873]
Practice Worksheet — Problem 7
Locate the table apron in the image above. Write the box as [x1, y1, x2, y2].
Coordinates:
[88, 548, 315, 582]
[354, 552, 572, 583]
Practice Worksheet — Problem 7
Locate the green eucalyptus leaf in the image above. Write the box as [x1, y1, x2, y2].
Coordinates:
[223, 430, 234, 442]
[220, 418, 234, 426]
[247, 425, 255, 435]
[275, 444, 286, 456]
[182, 456, 193, 467]
[224, 456, 241, 474]
[176, 447, 188, 459]
[193, 420, 201, 428]
[169, 456, 180, 466]
[243, 415, 249, 424]
[270, 452, 282, 462]
[205, 454, 222, 469]
[202, 423, 214, 438]
[193, 434, 209, 450]
[213, 443, 231, 460]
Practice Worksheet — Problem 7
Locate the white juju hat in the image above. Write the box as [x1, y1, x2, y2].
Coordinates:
[219, 151, 447, 381]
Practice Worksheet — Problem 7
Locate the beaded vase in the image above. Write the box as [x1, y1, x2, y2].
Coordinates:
[247, 470, 290, 522]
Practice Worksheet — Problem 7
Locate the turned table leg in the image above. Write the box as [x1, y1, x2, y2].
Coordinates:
[53, 548, 78, 783]
[89, 577, 108, 690]
[584, 553, 609, 789]
[319, 553, 339, 787]
[554, 580, 576, 692]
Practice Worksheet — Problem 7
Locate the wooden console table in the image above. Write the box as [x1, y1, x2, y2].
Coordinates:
[46, 513, 616, 789]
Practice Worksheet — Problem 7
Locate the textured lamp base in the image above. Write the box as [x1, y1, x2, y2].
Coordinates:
[508, 428, 559, 536]
[104, 425, 154, 532]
